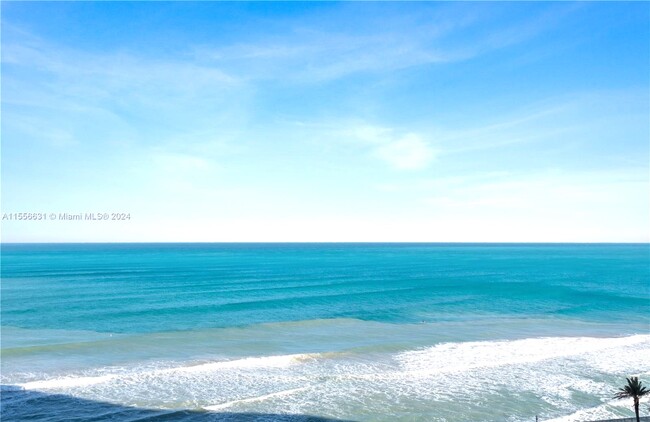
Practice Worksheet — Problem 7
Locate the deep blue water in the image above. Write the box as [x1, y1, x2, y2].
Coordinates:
[2, 243, 648, 333]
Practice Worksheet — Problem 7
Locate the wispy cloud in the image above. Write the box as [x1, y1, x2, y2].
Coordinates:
[2, 40, 238, 90]
[434, 104, 574, 155]
[2, 28, 243, 123]
[193, 33, 447, 83]
[430, 89, 650, 158]
[188, 3, 579, 83]
[343, 124, 438, 170]
[1, 27, 252, 167]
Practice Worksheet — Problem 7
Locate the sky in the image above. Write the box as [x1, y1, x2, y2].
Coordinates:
[1, 2, 648, 243]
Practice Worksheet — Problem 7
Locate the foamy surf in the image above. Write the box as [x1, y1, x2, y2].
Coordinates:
[544, 396, 650, 422]
[6, 334, 649, 421]
[19, 374, 119, 390]
[16, 353, 317, 391]
[159, 353, 313, 374]
[204, 387, 310, 410]
[395, 334, 650, 376]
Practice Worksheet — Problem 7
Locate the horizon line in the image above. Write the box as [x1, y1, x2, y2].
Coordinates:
[1, 241, 648, 245]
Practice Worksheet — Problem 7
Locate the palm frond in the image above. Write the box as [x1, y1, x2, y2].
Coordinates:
[614, 377, 648, 399]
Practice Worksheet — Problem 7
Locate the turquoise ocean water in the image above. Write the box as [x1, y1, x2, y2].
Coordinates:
[1, 243, 649, 421]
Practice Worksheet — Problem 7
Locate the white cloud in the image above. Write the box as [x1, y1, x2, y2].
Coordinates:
[186, 3, 579, 84]
[1, 32, 244, 131]
[193, 29, 453, 83]
[346, 125, 437, 170]
[374, 133, 436, 170]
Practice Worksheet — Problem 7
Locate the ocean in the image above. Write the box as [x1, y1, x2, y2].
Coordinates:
[1, 243, 649, 421]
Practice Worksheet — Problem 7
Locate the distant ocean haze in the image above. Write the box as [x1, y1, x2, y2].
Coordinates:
[1, 243, 649, 421]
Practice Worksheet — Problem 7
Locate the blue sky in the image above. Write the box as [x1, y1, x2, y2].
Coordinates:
[1, 2, 648, 242]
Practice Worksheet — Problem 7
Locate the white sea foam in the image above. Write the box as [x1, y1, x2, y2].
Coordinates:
[16, 353, 314, 391]
[544, 396, 650, 422]
[156, 353, 312, 374]
[395, 334, 650, 376]
[20, 374, 118, 390]
[204, 387, 310, 410]
[11, 334, 650, 421]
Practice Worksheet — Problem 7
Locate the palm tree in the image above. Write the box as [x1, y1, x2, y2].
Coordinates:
[614, 376, 648, 422]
